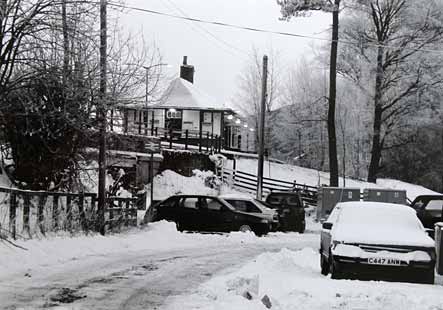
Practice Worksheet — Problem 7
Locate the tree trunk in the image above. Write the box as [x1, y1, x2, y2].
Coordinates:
[62, 0, 69, 87]
[327, 0, 340, 187]
[367, 45, 384, 183]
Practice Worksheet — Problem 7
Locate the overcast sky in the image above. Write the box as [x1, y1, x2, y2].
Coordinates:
[117, 0, 330, 106]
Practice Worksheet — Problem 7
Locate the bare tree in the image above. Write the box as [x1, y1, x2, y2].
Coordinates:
[338, 0, 443, 182]
[272, 57, 328, 170]
[235, 47, 281, 152]
[278, 0, 341, 186]
[0, 0, 55, 98]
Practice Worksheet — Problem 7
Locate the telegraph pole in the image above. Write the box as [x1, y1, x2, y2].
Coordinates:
[98, 0, 107, 235]
[257, 55, 268, 200]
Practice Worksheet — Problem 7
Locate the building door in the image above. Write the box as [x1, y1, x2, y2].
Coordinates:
[165, 109, 182, 138]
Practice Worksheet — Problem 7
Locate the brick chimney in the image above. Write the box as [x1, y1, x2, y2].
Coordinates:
[180, 56, 194, 83]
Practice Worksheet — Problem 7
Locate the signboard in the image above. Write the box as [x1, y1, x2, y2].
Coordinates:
[144, 140, 161, 153]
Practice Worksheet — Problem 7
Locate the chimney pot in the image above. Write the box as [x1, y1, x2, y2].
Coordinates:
[180, 56, 194, 84]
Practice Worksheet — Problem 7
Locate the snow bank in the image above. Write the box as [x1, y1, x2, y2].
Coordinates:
[166, 248, 443, 310]
[230, 158, 440, 200]
[0, 220, 317, 280]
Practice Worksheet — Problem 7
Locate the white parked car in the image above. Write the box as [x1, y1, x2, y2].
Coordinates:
[320, 201, 436, 284]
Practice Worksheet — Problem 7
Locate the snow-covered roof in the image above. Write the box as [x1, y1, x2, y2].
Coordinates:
[154, 78, 231, 111]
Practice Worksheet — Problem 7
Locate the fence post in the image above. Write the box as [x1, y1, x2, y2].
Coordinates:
[206, 132, 210, 152]
[155, 127, 158, 137]
[78, 194, 87, 232]
[108, 198, 113, 231]
[9, 193, 16, 239]
[38, 195, 46, 235]
[199, 130, 202, 152]
[185, 129, 189, 150]
[66, 195, 72, 231]
[53, 194, 59, 230]
[169, 128, 173, 148]
[118, 200, 123, 229]
[23, 195, 30, 236]
[125, 200, 131, 226]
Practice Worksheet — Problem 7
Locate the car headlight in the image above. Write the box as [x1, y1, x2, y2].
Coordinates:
[260, 219, 269, 224]
[332, 240, 344, 250]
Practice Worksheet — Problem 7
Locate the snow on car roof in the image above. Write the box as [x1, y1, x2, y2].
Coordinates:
[332, 201, 434, 247]
[218, 193, 253, 200]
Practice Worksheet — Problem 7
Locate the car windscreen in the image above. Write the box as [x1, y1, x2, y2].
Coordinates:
[425, 200, 443, 217]
[266, 194, 302, 208]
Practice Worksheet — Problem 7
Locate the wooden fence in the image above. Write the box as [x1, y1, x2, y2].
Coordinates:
[222, 169, 318, 206]
[0, 187, 144, 239]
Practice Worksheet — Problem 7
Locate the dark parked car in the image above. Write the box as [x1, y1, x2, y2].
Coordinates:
[219, 194, 279, 231]
[410, 195, 443, 234]
[265, 191, 305, 233]
[145, 194, 276, 236]
[320, 201, 436, 284]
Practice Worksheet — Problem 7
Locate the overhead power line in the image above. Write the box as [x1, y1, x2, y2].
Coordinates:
[161, 0, 249, 57]
[105, 1, 443, 55]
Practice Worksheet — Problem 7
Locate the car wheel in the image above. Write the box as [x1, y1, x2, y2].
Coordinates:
[298, 222, 306, 234]
[320, 254, 329, 276]
[176, 222, 184, 232]
[239, 225, 252, 233]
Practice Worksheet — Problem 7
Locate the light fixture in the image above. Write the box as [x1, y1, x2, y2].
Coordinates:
[243, 124, 248, 128]
[249, 128, 255, 132]
[227, 115, 234, 120]
[235, 118, 241, 124]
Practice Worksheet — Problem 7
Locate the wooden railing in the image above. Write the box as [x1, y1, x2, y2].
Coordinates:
[222, 169, 318, 205]
[0, 187, 145, 239]
[124, 125, 224, 153]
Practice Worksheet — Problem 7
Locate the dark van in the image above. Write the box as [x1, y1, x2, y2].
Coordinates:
[265, 191, 305, 233]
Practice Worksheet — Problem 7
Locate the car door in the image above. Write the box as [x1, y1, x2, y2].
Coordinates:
[179, 197, 201, 231]
[156, 197, 179, 221]
[320, 206, 341, 258]
[200, 197, 229, 232]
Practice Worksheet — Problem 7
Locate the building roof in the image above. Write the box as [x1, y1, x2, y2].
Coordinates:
[154, 78, 231, 111]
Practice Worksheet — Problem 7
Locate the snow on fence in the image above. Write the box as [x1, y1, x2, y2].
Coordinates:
[0, 187, 143, 239]
[222, 169, 318, 205]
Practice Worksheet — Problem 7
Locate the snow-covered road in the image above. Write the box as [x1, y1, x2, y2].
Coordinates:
[0, 221, 318, 309]
[1, 221, 442, 310]
[0, 239, 314, 310]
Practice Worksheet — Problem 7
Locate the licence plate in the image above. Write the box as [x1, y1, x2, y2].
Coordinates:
[367, 257, 402, 266]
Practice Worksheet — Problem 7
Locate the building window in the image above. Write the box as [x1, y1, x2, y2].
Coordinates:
[203, 112, 212, 123]
[166, 110, 182, 119]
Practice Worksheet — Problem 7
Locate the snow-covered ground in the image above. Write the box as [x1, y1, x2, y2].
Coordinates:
[229, 158, 440, 200]
[165, 247, 443, 310]
[0, 220, 319, 309]
[0, 219, 319, 280]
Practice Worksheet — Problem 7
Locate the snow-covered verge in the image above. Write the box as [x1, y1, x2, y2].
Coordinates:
[165, 248, 443, 310]
[229, 158, 440, 201]
[0, 220, 318, 280]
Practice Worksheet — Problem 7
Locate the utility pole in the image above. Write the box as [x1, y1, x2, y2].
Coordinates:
[257, 55, 268, 200]
[97, 0, 107, 235]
